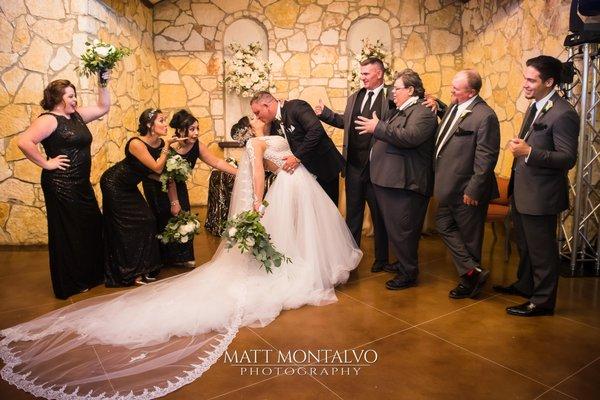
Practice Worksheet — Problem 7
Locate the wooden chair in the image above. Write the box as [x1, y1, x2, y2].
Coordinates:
[487, 176, 511, 261]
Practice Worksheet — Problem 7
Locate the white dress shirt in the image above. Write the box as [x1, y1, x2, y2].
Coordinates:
[360, 83, 385, 112]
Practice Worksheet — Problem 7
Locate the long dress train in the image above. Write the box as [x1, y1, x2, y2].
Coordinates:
[0, 135, 361, 399]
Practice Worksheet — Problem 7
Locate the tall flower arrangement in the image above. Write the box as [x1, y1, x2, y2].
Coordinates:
[224, 42, 274, 97]
[348, 38, 393, 91]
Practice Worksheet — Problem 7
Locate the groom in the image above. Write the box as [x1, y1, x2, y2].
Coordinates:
[250, 91, 345, 204]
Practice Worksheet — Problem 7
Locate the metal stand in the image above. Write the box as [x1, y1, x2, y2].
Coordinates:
[559, 42, 600, 277]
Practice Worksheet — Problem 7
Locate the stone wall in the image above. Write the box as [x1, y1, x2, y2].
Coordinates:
[461, 0, 572, 177]
[0, 0, 158, 244]
[153, 0, 465, 205]
[0, 0, 574, 245]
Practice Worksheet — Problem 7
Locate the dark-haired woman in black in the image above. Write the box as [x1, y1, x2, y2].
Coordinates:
[143, 109, 237, 268]
[101, 108, 179, 287]
[17, 75, 111, 299]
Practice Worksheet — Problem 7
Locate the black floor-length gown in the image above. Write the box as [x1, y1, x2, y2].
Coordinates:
[39, 112, 104, 299]
[142, 141, 199, 265]
[100, 137, 163, 286]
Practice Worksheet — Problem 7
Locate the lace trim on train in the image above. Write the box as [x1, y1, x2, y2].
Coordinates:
[0, 286, 247, 400]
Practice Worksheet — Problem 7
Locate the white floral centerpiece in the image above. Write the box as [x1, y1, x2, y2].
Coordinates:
[75, 39, 131, 87]
[157, 212, 201, 244]
[348, 38, 393, 91]
[224, 42, 274, 98]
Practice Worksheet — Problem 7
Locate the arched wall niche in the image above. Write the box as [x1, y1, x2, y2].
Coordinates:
[223, 18, 268, 139]
[346, 17, 392, 90]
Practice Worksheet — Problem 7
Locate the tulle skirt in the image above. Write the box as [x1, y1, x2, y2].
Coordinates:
[0, 165, 361, 399]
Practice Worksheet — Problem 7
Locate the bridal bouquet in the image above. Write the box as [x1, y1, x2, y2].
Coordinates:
[349, 38, 393, 91]
[160, 151, 192, 192]
[157, 212, 201, 244]
[222, 201, 291, 273]
[224, 41, 274, 97]
[76, 39, 131, 86]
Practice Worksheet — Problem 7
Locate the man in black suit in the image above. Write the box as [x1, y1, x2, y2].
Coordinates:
[355, 69, 438, 289]
[434, 69, 500, 300]
[315, 58, 393, 273]
[250, 91, 345, 204]
[497, 55, 579, 317]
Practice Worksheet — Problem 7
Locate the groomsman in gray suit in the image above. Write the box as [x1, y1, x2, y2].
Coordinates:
[355, 69, 438, 289]
[315, 58, 393, 273]
[434, 69, 500, 299]
[498, 55, 579, 316]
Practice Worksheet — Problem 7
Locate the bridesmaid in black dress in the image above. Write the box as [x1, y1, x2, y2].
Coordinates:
[17, 76, 111, 299]
[143, 109, 237, 268]
[101, 109, 178, 286]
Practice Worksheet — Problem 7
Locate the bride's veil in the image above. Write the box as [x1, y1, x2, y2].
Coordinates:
[0, 145, 258, 399]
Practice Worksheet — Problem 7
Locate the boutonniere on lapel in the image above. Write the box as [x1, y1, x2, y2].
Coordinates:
[541, 100, 553, 115]
[459, 109, 472, 120]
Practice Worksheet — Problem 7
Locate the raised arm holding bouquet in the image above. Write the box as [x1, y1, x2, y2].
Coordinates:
[76, 39, 131, 86]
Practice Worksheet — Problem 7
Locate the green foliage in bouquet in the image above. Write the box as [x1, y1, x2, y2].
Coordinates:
[222, 201, 291, 273]
[76, 39, 131, 86]
[160, 150, 193, 192]
[157, 212, 201, 244]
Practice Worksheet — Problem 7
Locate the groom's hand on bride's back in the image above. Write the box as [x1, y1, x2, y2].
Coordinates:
[282, 155, 300, 173]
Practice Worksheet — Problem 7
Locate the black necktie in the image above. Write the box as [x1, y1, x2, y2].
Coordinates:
[519, 103, 538, 139]
[361, 91, 374, 117]
[436, 105, 458, 147]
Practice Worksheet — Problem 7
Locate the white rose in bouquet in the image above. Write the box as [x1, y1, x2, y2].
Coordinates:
[157, 211, 201, 244]
[245, 237, 255, 247]
[95, 46, 110, 57]
[228, 227, 237, 236]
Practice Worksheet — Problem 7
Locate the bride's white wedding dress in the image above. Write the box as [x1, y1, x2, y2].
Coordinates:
[0, 135, 362, 399]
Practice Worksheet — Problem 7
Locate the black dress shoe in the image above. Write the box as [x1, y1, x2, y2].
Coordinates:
[449, 283, 472, 299]
[371, 260, 389, 273]
[466, 268, 489, 298]
[385, 272, 417, 290]
[506, 301, 554, 317]
[493, 284, 529, 298]
[449, 268, 490, 299]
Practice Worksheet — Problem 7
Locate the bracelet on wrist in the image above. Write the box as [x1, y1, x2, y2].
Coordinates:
[171, 200, 179, 206]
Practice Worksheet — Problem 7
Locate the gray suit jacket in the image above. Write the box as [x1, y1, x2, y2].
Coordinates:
[370, 102, 438, 196]
[434, 96, 500, 205]
[319, 86, 395, 162]
[510, 93, 579, 215]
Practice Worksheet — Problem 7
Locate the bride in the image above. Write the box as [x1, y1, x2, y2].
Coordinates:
[0, 114, 362, 399]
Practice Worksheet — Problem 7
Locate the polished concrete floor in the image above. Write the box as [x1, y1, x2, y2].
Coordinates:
[1, 211, 599, 399]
